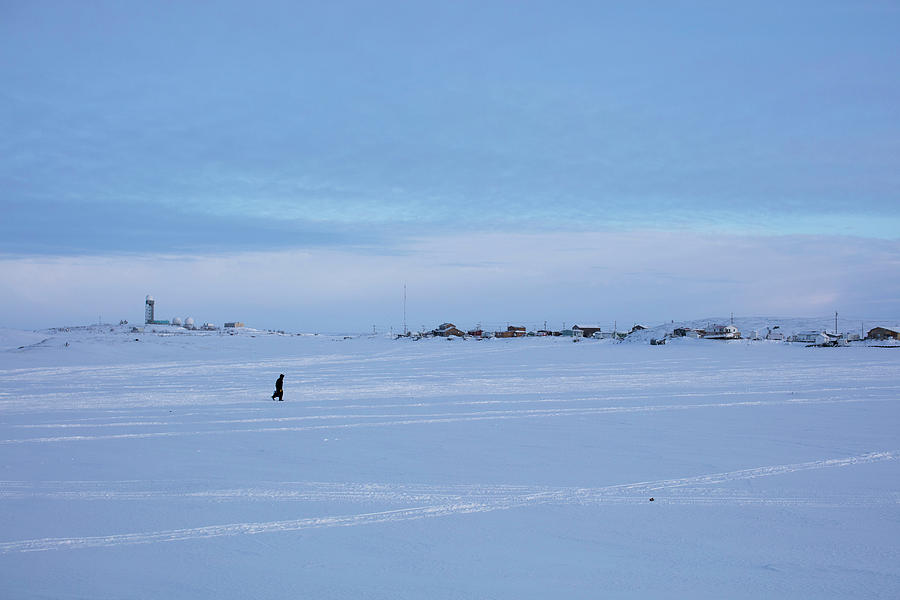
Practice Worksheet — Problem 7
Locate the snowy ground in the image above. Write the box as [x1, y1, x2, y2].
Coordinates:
[1, 325, 898, 598]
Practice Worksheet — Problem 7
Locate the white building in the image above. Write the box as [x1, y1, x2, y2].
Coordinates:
[592, 331, 618, 339]
[790, 331, 821, 343]
[703, 324, 740, 339]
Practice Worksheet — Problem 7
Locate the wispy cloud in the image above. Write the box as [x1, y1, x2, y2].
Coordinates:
[2, 2, 899, 256]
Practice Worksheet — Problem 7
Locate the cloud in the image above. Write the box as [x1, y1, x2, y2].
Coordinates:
[3, 2, 900, 256]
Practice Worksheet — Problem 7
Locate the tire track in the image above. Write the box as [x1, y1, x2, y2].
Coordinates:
[1, 395, 893, 445]
[1, 451, 894, 553]
[14, 385, 900, 429]
[0, 502, 528, 554]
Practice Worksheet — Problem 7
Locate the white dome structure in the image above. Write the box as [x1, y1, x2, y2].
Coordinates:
[172, 317, 183, 326]
[184, 317, 195, 329]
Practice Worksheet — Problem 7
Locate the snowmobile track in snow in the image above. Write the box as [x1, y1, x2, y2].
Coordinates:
[1, 394, 896, 445]
[1, 450, 895, 554]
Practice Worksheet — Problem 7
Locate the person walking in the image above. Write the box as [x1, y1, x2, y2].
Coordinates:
[272, 373, 284, 401]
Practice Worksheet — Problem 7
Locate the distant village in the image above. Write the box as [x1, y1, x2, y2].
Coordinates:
[413, 323, 633, 340]
[126, 294, 900, 347]
[405, 321, 900, 347]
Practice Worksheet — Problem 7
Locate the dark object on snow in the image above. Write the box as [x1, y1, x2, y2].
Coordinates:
[649, 497, 655, 502]
[272, 374, 284, 401]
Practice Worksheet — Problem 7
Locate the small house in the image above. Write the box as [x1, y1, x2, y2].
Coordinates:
[790, 331, 823, 343]
[560, 328, 584, 338]
[815, 332, 846, 346]
[572, 325, 604, 338]
[766, 327, 784, 341]
[592, 331, 618, 339]
[867, 327, 900, 341]
[434, 323, 465, 337]
[702, 324, 740, 340]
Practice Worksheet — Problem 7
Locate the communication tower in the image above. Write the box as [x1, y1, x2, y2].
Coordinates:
[145, 295, 155, 324]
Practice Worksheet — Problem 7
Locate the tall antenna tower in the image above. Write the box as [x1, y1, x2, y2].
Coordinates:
[403, 284, 407, 335]
[145, 295, 155, 324]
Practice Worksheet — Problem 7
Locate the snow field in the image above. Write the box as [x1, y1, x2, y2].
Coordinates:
[0, 330, 898, 598]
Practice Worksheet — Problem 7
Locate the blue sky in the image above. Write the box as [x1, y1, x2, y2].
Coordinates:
[1, 2, 899, 330]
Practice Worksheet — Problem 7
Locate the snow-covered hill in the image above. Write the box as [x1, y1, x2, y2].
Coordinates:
[0, 327, 50, 352]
